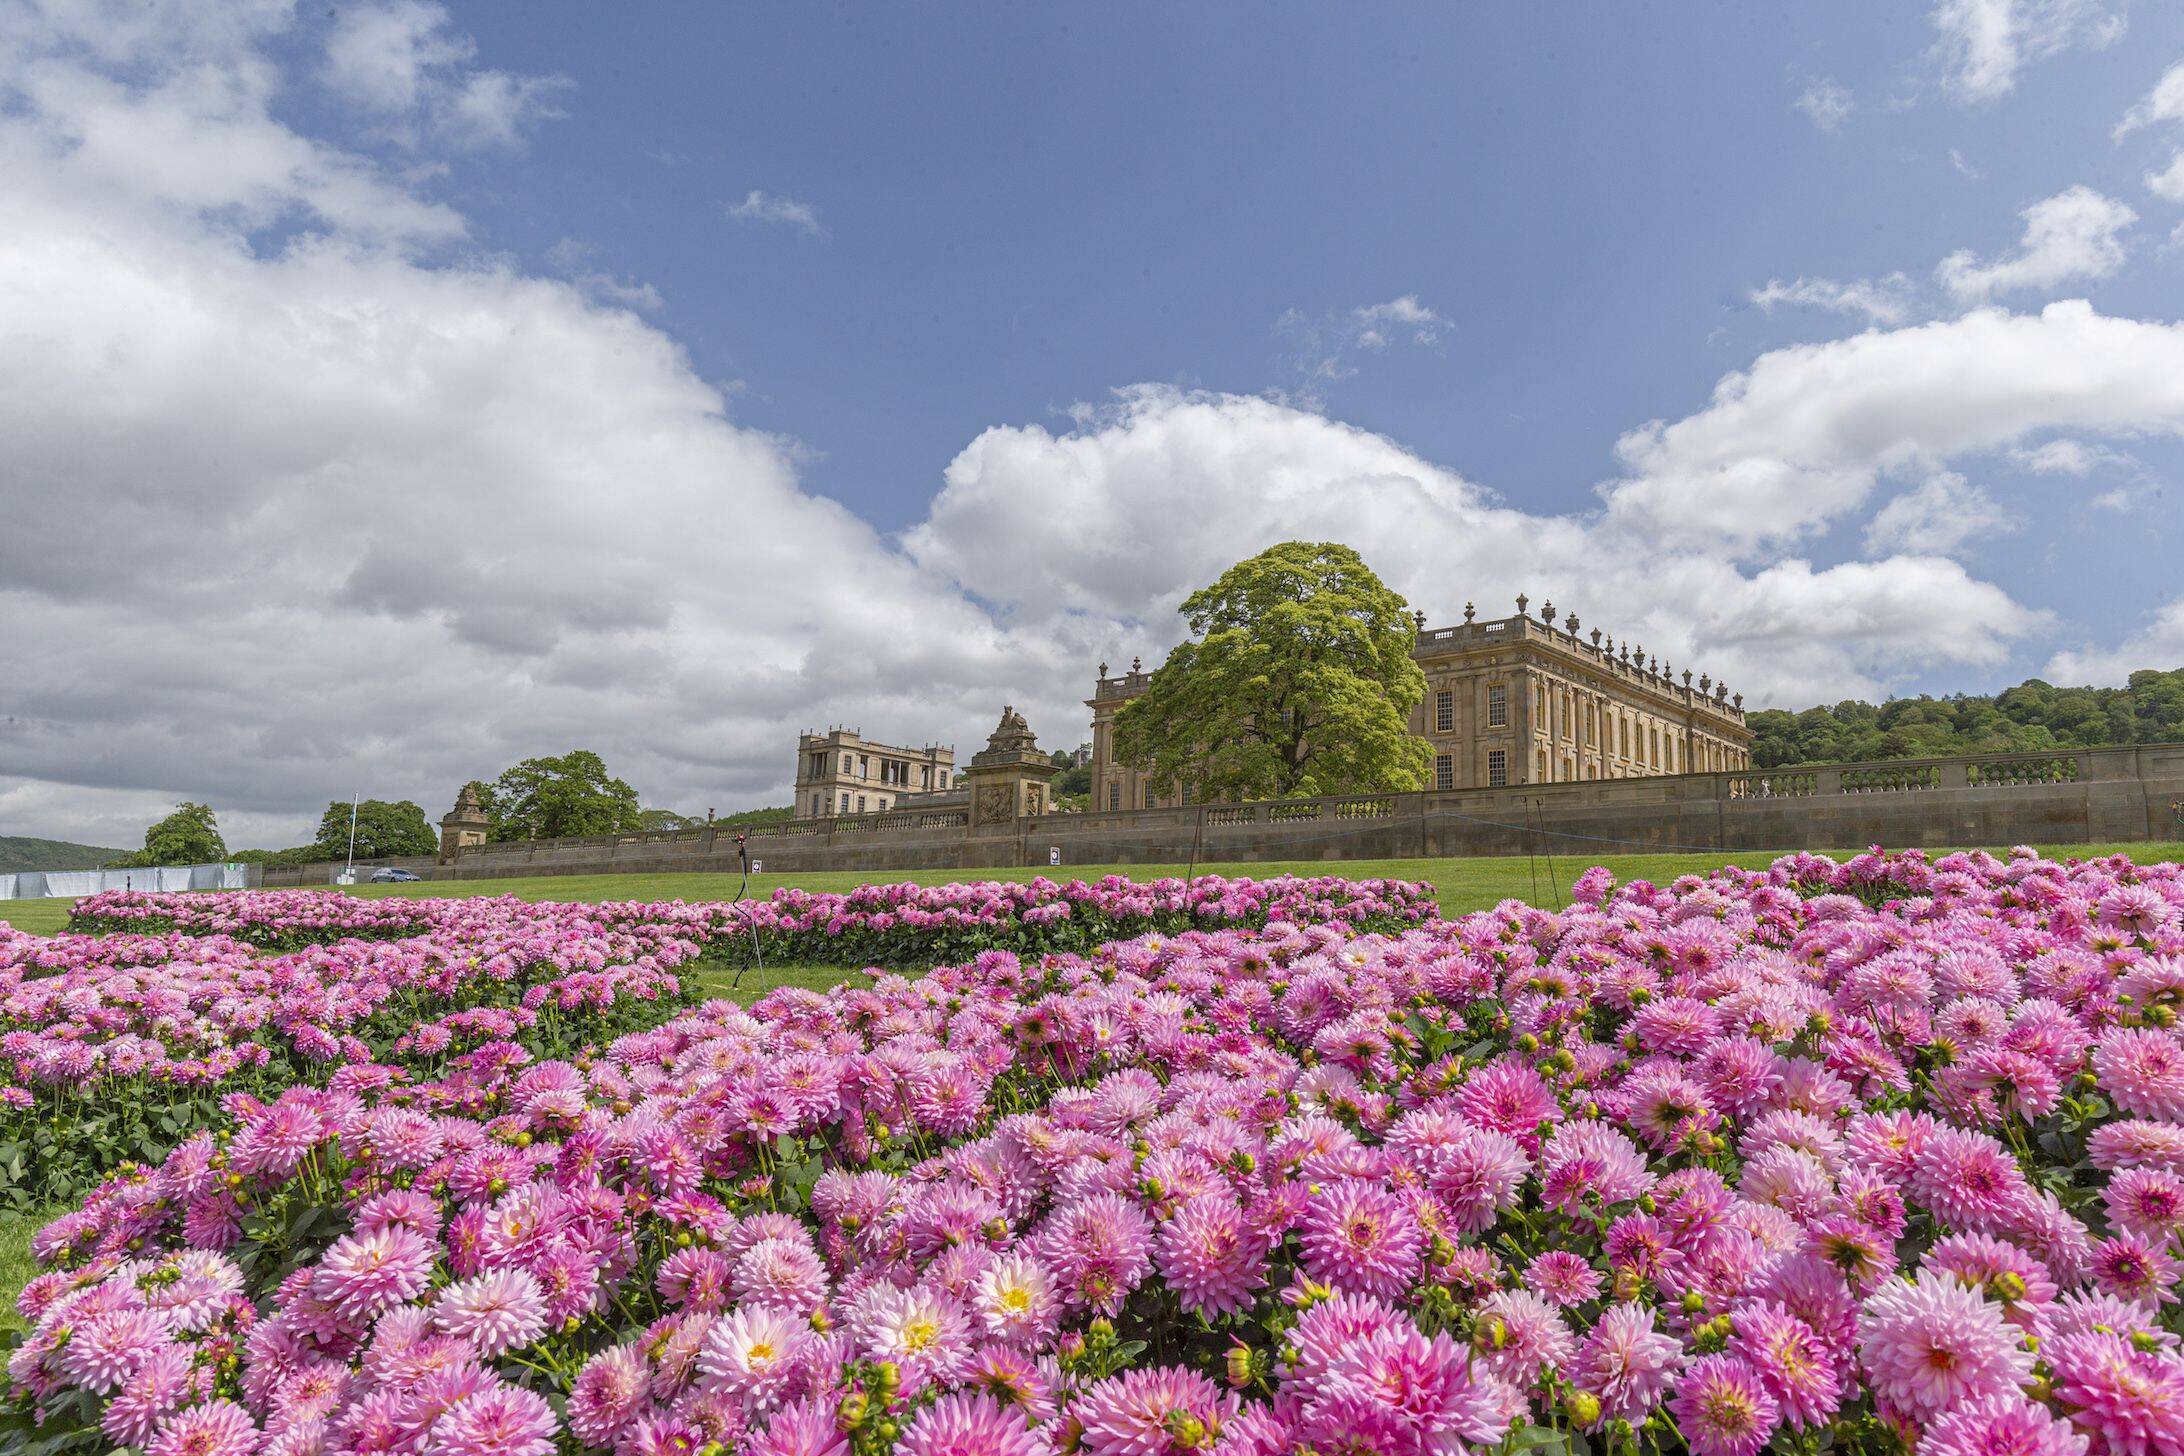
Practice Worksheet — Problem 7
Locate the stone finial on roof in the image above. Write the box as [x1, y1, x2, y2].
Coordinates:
[1566, 613, 1579, 634]
[1590, 627, 1602, 647]
[1131, 655, 1142, 673]
[1098, 660, 1108, 678]
[1515, 592, 1529, 616]
[1463, 601, 1475, 623]
[1541, 600, 1554, 623]
[1413, 609, 1426, 630]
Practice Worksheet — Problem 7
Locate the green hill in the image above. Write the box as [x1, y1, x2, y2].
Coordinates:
[1754, 666, 2184, 768]
[0, 836, 126, 873]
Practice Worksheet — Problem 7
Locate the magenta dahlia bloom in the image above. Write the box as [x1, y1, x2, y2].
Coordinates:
[1727, 1301, 1842, 1428]
[1923, 1394, 2089, 1456]
[1858, 1270, 2035, 1422]
[568, 1343, 652, 1448]
[1571, 1303, 1683, 1425]
[2092, 1233, 2182, 1306]
[1908, 1129, 2035, 1234]
[1075, 1367, 1240, 1456]
[1524, 1250, 1602, 1308]
[1155, 1197, 1265, 1318]
[896, 1392, 1053, 1456]
[1298, 1180, 1423, 1301]
[1669, 1355, 1780, 1456]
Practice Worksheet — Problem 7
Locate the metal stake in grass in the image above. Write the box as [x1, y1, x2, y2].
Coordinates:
[728, 833, 763, 991]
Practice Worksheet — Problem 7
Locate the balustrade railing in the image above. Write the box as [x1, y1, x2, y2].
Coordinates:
[1966, 754, 2082, 786]
[1840, 764, 1940, 794]
[1727, 771, 1817, 800]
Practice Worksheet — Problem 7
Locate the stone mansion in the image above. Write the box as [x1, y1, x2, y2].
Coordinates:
[1087, 596, 1753, 813]
[792, 727, 956, 819]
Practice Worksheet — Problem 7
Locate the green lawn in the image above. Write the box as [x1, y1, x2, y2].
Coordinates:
[5, 841, 2182, 937]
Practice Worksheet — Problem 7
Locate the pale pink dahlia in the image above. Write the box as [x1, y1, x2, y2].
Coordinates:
[1857, 1270, 2034, 1422]
[1075, 1367, 1240, 1456]
[1571, 1303, 1683, 1425]
[2094, 1029, 2184, 1124]
[568, 1343, 652, 1448]
[896, 1392, 1054, 1456]
[1297, 1180, 1424, 1301]
[435, 1268, 550, 1358]
[2047, 1331, 2184, 1456]
[425, 1381, 559, 1456]
[1155, 1197, 1265, 1318]
[1668, 1355, 1780, 1456]
[1923, 1394, 2089, 1456]
[313, 1224, 439, 1325]
[148, 1397, 257, 1456]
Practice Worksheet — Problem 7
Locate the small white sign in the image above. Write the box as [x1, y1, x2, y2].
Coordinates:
[751, 860, 763, 874]
[1048, 846, 1061, 866]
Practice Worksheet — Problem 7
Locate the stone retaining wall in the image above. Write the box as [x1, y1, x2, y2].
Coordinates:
[262, 743, 2184, 885]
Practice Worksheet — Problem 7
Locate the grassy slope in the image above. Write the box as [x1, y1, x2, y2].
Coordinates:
[0, 836, 124, 874]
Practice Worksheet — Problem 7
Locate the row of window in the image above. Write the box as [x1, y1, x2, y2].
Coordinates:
[1430, 685, 1509, 732]
[1431, 751, 1508, 790]
[812, 752, 948, 790]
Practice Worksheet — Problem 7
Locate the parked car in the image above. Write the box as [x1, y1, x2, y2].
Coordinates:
[369, 868, 422, 883]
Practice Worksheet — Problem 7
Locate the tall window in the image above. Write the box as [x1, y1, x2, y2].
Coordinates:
[1488, 750, 1508, 787]
[939, 771, 949, 788]
[838, 793, 848, 813]
[1487, 684, 1508, 727]
[840, 753, 850, 774]
[856, 795, 866, 813]
[1109, 783, 1121, 811]
[1435, 753, 1454, 791]
[1436, 691, 1454, 732]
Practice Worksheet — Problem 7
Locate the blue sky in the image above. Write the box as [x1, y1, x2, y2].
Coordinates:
[5, 0, 2184, 843]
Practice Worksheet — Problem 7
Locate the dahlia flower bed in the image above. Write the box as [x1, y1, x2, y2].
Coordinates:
[67, 874, 1438, 965]
[9, 847, 2184, 1456]
[0, 916, 699, 1207]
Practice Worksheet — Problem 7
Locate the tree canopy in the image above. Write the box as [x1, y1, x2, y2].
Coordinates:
[1747, 667, 2184, 768]
[310, 799, 435, 861]
[105, 802, 225, 868]
[477, 751, 644, 842]
[1113, 541, 1430, 801]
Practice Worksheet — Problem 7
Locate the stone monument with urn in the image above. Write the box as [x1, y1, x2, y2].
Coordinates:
[960, 706, 1058, 829]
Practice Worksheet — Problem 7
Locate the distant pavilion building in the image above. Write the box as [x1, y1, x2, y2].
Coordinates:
[1086, 596, 1753, 811]
[793, 728, 956, 819]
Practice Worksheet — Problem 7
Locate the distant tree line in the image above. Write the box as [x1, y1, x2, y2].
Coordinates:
[107, 750, 792, 868]
[1747, 668, 2184, 769]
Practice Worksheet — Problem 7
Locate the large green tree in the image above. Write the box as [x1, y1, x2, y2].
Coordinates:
[310, 799, 435, 860]
[105, 802, 226, 868]
[484, 751, 644, 841]
[1113, 541, 1431, 802]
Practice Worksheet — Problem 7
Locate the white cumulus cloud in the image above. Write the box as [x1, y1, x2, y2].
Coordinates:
[323, 0, 568, 151]
[1931, 0, 2125, 104]
[1935, 186, 2135, 302]
[727, 190, 825, 236]
[1749, 274, 1917, 327]
[1795, 78, 1854, 132]
[1862, 472, 2016, 555]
